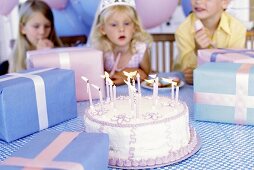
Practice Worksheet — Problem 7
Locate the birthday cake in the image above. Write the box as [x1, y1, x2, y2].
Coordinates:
[84, 94, 199, 168]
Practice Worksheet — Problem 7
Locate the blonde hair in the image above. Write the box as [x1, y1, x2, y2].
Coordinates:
[9, 0, 62, 73]
[91, 5, 152, 54]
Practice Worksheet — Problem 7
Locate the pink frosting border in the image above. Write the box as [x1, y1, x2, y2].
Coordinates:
[108, 127, 200, 169]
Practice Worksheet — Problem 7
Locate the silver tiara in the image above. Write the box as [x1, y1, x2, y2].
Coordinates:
[99, 0, 136, 13]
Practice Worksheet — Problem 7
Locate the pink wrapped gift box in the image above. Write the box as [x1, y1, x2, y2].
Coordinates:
[0, 131, 109, 170]
[27, 47, 105, 101]
[198, 48, 254, 65]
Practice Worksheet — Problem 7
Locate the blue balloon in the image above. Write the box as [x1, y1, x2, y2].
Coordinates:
[181, 0, 192, 17]
[70, 0, 100, 36]
[52, 2, 89, 36]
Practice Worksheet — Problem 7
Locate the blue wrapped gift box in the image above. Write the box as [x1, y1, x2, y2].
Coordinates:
[0, 68, 77, 142]
[0, 131, 109, 170]
[194, 62, 254, 125]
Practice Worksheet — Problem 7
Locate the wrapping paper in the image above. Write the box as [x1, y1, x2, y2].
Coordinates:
[27, 47, 105, 101]
[194, 62, 254, 125]
[0, 131, 109, 170]
[0, 68, 77, 142]
[198, 48, 254, 65]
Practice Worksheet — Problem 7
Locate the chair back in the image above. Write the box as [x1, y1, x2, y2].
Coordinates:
[59, 35, 87, 47]
[151, 33, 175, 72]
[246, 30, 254, 50]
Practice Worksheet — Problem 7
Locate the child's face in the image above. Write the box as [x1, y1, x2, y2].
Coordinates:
[191, 0, 228, 20]
[101, 11, 135, 48]
[21, 12, 52, 47]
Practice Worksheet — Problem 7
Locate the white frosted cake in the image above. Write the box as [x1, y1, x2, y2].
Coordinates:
[84, 95, 198, 168]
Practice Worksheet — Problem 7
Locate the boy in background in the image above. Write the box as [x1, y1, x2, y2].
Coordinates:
[174, 0, 246, 84]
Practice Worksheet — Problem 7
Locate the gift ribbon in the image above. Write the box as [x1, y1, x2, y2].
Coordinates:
[194, 63, 254, 124]
[59, 52, 71, 69]
[1, 132, 84, 170]
[0, 68, 54, 130]
[210, 49, 254, 62]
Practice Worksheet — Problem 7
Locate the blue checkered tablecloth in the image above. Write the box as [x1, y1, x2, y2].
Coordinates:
[1, 72, 254, 170]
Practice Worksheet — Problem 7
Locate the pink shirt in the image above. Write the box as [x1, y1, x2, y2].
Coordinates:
[104, 42, 147, 72]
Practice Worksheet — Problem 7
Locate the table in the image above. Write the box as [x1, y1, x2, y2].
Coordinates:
[1, 72, 254, 170]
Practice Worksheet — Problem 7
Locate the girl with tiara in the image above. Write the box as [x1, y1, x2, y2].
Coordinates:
[91, 0, 152, 85]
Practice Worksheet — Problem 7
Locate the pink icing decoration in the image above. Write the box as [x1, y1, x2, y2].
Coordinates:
[117, 159, 124, 166]
[124, 160, 132, 167]
[155, 158, 163, 165]
[108, 128, 199, 168]
[132, 161, 139, 167]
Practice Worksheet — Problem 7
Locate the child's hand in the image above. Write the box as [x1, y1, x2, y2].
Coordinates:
[195, 28, 213, 49]
[183, 67, 194, 85]
[36, 39, 54, 50]
[110, 71, 126, 85]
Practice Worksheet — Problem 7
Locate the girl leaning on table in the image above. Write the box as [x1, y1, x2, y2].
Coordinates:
[91, 0, 153, 85]
[8, 0, 62, 73]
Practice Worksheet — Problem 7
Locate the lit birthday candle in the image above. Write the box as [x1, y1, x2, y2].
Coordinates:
[162, 77, 174, 99]
[113, 84, 116, 101]
[148, 74, 158, 105]
[101, 71, 110, 101]
[81, 76, 93, 108]
[108, 78, 113, 101]
[175, 83, 179, 101]
[91, 84, 103, 104]
[123, 71, 131, 96]
[172, 81, 177, 100]
[136, 73, 141, 95]
[124, 79, 133, 107]
[91, 84, 103, 113]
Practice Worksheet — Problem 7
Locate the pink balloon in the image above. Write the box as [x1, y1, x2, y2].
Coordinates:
[0, 0, 18, 16]
[43, 0, 68, 10]
[135, 0, 178, 29]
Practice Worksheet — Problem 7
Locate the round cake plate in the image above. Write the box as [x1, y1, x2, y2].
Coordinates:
[109, 130, 201, 169]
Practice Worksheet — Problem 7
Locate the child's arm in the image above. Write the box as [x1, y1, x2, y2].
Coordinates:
[110, 68, 147, 85]
[139, 48, 151, 76]
[175, 31, 197, 85]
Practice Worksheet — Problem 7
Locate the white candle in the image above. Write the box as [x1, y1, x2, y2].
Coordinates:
[81, 76, 93, 108]
[136, 73, 141, 95]
[109, 79, 113, 101]
[91, 84, 103, 113]
[172, 81, 177, 100]
[113, 85, 116, 101]
[101, 72, 110, 101]
[175, 84, 179, 101]
[132, 78, 135, 87]
[123, 71, 131, 96]
[124, 80, 132, 106]
[91, 84, 103, 104]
